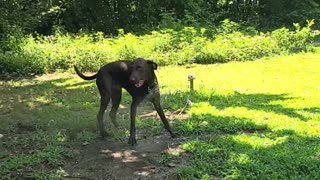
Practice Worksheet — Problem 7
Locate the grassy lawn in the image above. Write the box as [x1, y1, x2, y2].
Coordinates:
[1, 53, 320, 179]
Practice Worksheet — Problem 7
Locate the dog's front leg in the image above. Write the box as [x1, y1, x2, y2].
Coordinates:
[152, 97, 176, 138]
[128, 99, 141, 145]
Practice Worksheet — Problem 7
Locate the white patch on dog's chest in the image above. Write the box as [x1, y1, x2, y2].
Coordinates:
[144, 82, 159, 101]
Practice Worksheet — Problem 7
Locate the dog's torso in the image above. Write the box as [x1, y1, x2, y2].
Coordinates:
[97, 60, 159, 100]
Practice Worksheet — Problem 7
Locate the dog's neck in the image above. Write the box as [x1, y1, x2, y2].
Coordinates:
[148, 79, 158, 92]
[143, 80, 159, 101]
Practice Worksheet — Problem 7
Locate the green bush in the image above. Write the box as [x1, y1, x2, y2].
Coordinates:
[195, 32, 281, 63]
[0, 20, 318, 75]
[271, 20, 317, 53]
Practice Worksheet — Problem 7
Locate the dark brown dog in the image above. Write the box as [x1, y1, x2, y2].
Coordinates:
[74, 58, 175, 145]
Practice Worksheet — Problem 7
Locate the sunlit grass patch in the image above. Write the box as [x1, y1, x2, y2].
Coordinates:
[180, 131, 320, 179]
[232, 134, 289, 149]
[157, 53, 320, 179]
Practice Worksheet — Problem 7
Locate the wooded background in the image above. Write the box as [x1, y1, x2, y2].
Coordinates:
[1, 0, 319, 37]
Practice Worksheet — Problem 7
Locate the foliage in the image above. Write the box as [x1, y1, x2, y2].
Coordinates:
[0, 0, 63, 50]
[0, 20, 318, 75]
[271, 20, 317, 52]
[0, 0, 319, 46]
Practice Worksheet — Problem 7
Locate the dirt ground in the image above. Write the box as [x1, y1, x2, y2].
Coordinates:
[63, 105, 191, 180]
[63, 133, 189, 180]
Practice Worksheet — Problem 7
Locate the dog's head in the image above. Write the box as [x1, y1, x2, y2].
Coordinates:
[129, 58, 158, 88]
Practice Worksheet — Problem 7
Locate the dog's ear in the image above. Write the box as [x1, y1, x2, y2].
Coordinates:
[147, 60, 158, 70]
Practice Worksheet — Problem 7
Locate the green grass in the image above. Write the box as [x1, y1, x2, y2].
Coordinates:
[1, 53, 320, 179]
[159, 53, 320, 179]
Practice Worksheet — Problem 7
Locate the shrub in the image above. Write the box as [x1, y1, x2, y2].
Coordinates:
[271, 20, 318, 53]
[0, 20, 318, 75]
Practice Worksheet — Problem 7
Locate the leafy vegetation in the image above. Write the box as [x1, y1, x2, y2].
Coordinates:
[1, 0, 319, 38]
[1, 20, 318, 75]
[1, 53, 320, 179]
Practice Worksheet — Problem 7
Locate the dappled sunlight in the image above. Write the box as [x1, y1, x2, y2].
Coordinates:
[180, 130, 320, 179]
[229, 153, 252, 166]
[175, 111, 270, 135]
[171, 89, 320, 179]
[184, 94, 320, 137]
[34, 96, 52, 105]
[232, 134, 288, 149]
[101, 149, 142, 163]
[297, 109, 320, 121]
[51, 78, 81, 87]
[62, 134, 187, 179]
[0, 76, 100, 136]
[98, 148, 157, 177]
[54, 80, 96, 90]
[163, 89, 317, 121]
[190, 102, 216, 115]
[2, 55, 320, 179]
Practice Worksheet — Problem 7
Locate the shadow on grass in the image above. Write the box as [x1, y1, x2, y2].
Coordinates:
[178, 125, 320, 179]
[174, 113, 270, 135]
[1, 77, 320, 179]
[162, 90, 319, 121]
[0, 77, 98, 135]
[160, 90, 320, 179]
[1, 77, 319, 142]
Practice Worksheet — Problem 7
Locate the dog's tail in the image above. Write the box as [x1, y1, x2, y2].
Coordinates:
[74, 65, 97, 80]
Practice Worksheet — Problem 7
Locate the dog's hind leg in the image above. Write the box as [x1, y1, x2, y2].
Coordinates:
[96, 76, 112, 138]
[109, 84, 122, 128]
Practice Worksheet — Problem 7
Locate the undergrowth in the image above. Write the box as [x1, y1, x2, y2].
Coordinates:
[0, 20, 318, 75]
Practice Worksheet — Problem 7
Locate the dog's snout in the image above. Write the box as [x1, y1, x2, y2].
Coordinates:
[130, 76, 137, 82]
[129, 73, 145, 88]
[130, 71, 140, 81]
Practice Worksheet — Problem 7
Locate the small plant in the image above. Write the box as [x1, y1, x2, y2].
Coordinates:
[76, 131, 97, 143]
[159, 154, 178, 165]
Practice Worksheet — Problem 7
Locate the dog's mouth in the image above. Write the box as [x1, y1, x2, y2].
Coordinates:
[133, 80, 145, 88]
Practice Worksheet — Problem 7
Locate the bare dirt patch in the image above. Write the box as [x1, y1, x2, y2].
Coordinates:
[61, 100, 192, 180]
[64, 134, 190, 180]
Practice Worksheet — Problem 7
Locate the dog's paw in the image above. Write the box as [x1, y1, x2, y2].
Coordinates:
[128, 136, 137, 146]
